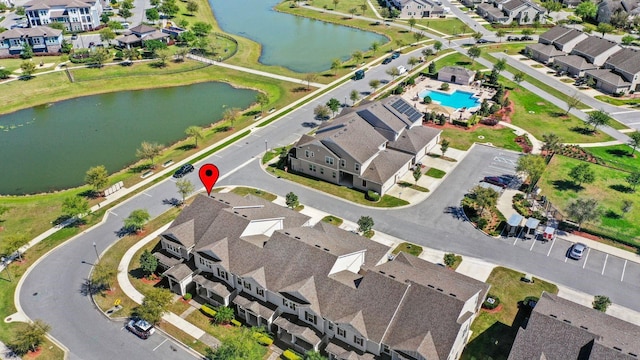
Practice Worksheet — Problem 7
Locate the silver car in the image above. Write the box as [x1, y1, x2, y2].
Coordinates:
[569, 243, 587, 260]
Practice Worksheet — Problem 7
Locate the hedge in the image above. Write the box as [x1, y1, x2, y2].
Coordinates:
[231, 319, 241, 327]
[282, 350, 303, 360]
[482, 294, 501, 310]
[200, 303, 217, 317]
[254, 334, 273, 346]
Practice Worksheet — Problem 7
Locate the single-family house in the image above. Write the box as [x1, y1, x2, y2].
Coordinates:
[390, 0, 445, 18]
[552, 55, 598, 77]
[157, 192, 491, 360]
[603, 47, 640, 92]
[0, 26, 63, 57]
[477, 3, 510, 23]
[571, 36, 622, 66]
[508, 292, 640, 359]
[597, 0, 639, 24]
[585, 69, 631, 94]
[23, 0, 103, 32]
[525, 43, 565, 63]
[437, 66, 476, 85]
[116, 24, 170, 49]
[477, 0, 545, 24]
[538, 25, 574, 45]
[288, 96, 441, 196]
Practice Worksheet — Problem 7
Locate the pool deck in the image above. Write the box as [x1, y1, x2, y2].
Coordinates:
[401, 76, 496, 121]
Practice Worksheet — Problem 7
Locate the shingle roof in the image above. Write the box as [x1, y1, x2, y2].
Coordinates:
[539, 25, 573, 44]
[586, 69, 631, 87]
[526, 43, 565, 57]
[129, 24, 157, 34]
[439, 66, 476, 78]
[478, 3, 508, 19]
[502, 0, 525, 11]
[24, 0, 95, 9]
[572, 36, 621, 58]
[554, 28, 586, 47]
[361, 149, 413, 185]
[604, 47, 640, 77]
[553, 55, 597, 69]
[387, 123, 440, 155]
[0, 26, 62, 39]
[317, 115, 387, 164]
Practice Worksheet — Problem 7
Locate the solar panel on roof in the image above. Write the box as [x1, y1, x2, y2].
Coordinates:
[390, 99, 422, 122]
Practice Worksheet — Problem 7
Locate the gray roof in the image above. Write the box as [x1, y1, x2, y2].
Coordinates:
[507, 213, 524, 227]
[604, 47, 640, 76]
[361, 149, 413, 185]
[317, 114, 388, 164]
[554, 28, 586, 47]
[163, 262, 195, 281]
[438, 66, 476, 78]
[586, 69, 631, 87]
[508, 292, 640, 360]
[388, 125, 441, 155]
[553, 55, 597, 70]
[502, 0, 525, 11]
[24, 0, 95, 9]
[0, 26, 62, 39]
[572, 36, 621, 58]
[478, 3, 508, 19]
[539, 25, 573, 44]
[129, 24, 157, 34]
[526, 43, 565, 57]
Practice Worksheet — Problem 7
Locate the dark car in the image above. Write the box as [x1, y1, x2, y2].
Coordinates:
[482, 176, 509, 188]
[477, 39, 492, 44]
[173, 163, 195, 178]
[569, 243, 587, 260]
[507, 36, 520, 41]
[391, 51, 401, 59]
[521, 35, 534, 41]
[126, 318, 155, 339]
[382, 57, 392, 64]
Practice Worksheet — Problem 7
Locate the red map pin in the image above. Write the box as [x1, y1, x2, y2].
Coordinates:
[199, 164, 219, 196]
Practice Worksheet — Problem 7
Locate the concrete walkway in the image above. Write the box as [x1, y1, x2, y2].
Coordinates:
[0, 341, 19, 360]
[499, 121, 543, 154]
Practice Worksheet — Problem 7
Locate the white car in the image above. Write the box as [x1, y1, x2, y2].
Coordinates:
[397, 65, 407, 75]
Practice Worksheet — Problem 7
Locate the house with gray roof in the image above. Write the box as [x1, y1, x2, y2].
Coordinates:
[525, 43, 565, 63]
[552, 55, 599, 77]
[23, 0, 103, 32]
[0, 26, 62, 57]
[603, 47, 640, 92]
[597, 0, 639, 23]
[538, 26, 588, 53]
[390, 0, 445, 18]
[437, 66, 476, 85]
[585, 69, 632, 94]
[157, 193, 490, 360]
[508, 292, 640, 360]
[571, 36, 622, 66]
[288, 96, 440, 196]
[477, 0, 545, 24]
[116, 24, 170, 49]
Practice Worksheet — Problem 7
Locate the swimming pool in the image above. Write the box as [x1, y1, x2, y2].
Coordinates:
[418, 89, 480, 110]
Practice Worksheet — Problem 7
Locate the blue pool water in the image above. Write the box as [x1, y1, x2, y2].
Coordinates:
[419, 89, 480, 110]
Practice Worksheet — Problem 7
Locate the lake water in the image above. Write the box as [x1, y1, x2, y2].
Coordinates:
[0, 82, 256, 195]
[208, 0, 387, 72]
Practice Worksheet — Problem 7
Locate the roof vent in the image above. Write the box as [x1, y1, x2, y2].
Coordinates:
[294, 236, 301, 239]
[449, 293, 457, 297]
[550, 314, 557, 318]
[437, 288, 443, 292]
[242, 215, 247, 218]
[284, 232, 290, 235]
[388, 275, 395, 279]
[629, 353, 637, 357]
[315, 244, 321, 248]
[379, 271, 386, 274]
[324, 248, 330, 252]
[427, 284, 434, 288]
[579, 325, 588, 330]
[614, 347, 622, 352]
[563, 319, 571, 324]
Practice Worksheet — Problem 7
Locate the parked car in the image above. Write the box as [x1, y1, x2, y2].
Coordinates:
[71, 34, 78, 40]
[396, 65, 407, 75]
[173, 163, 195, 178]
[507, 36, 520, 41]
[477, 39, 493, 44]
[354, 69, 365, 80]
[126, 318, 155, 339]
[569, 243, 587, 260]
[391, 51, 401, 59]
[482, 176, 509, 188]
[382, 57, 392, 64]
[521, 35, 534, 41]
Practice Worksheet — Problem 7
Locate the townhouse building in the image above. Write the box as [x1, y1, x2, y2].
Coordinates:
[24, 0, 103, 32]
[0, 26, 62, 56]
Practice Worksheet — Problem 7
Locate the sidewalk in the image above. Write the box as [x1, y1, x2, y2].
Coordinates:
[0, 341, 19, 360]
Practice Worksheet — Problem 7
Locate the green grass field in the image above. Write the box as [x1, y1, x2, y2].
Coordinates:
[583, 144, 640, 174]
[538, 155, 640, 245]
[413, 18, 472, 35]
[392, 242, 423, 256]
[440, 127, 521, 151]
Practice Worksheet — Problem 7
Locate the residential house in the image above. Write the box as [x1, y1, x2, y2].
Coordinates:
[23, 0, 103, 32]
[390, 0, 445, 18]
[116, 24, 170, 49]
[596, 0, 639, 24]
[437, 66, 476, 85]
[552, 55, 598, 77]
[524, 43, 565, 63]
[288, 96, 441, 196]
[562, 0, 581, 7]
[585, 69, 631, 93]
[477, 0, 545, 25]
[571, 36, 622, 66]
[157, 192, 491, 360]
[0, 26, 63, 57]
[603, 47, 640, 91]
[508, 292, 640, 359]
[548, 28, 588, 53]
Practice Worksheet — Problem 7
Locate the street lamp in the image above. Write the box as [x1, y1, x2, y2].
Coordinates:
[265, 140, 268, 153]
[1, 257, 13, 282]
[93, 242, 100, 261]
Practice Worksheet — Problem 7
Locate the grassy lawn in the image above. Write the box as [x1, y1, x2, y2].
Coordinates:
[607, 120, 630, 131]
[413, 18, 472, 35]
[595, 95, 640, 107]
[447, 254, 463, 270]
[322, 215, 344, 226]
[398, 181, 430, 192]
[0, 55, 67, 73]
[462, 267, 558, 360]
[537, 155, 640, 246]
[231, 187, 278, 202]
[440, 126, 521, 151]
[262, 146, 290, 164]
[425, 167, 446, 178]
[392, 242, 423, 256]
[583, 144, 640, 174]
[435, 52, 488, 72]
[266, 165, 409, 207]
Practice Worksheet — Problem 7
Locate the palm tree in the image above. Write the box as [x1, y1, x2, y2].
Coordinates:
[185, 126, 204, 148]
[214, 306, 235, 324]
[541, 133, 560, 158]
[370, 41, 379, 56]
[331, 58, 342, 76]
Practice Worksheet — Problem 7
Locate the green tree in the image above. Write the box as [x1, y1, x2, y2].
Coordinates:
[428, 61, 436, 74]
[565, 93, 581, 115]
[305, 350, 327, 360]
[285, 192, 299, 209]
[136, 141, 163, 168]
[91, 48, 110, 67]
[467, 46, 481, 65]
[333, 0, 340, 9]
[440, 138, 450, 157]
[568, 163, 596, 186]
[304, 73, 318, 90]
[256, 92, 269, 115]
[1, 233, 27, 262]
[146, 8, 159, 22]
[413, 31, 425, 44]
[15, 6, 26, 15]
[413, 166, 422, 184]
[352, 50, 363, 65]
[407, 56, 419, 69]
[597, 23, 614, 37]
[0, 69, 11, 79]
[493, 58, 507, 74]
[108, 21, 124, 30]
[516, 154, 547, 193]
[179, 30, 196, 45]
[386, 67, 400, 79]
[192, 21, 212, 37]
[565, 198, 601, 230]
[85, 165, 109, 193]
[160, 0, 179, 17]
[472, 31, 483, 42]
[470, 185, 499, 215]
[369, 79, 381, 93]
[349, 7, 357, 17]
[124, 209, 151, 232]
[622, 34, 635, 46]
[443, 253, 457, 268]
[513, 71, 525, 87]
[422, 47, 434, 61]
[326, 98, 341, 116]
[20, 60, 36, 77]
[175, 178, 195, 203]
[627, 172, 640, 192]
[9, 320, 50, 355]
[214, 306, 235, 324]
[360, 4, 367, 16]
[99, 27, 116, 43]
[314, 104, 331, 120]
[495, 29, 506, 42]
[521, 28, 534, 36]
[175, 46, 189, 62]
[91, 263, 117, 290]
[433, 41, 442, 53]
[627, 131, 640, 156]
[186, 0, 199, 14]
[357, 215, 374, 233]
[119, 7, 132, 20]
[137, 288, 172, 324]
[575, 0, 597, 20]
[621, 200, 633, 217]
[370, 41, 380, 56]
[206, 328, 263, 360]
[350, 89, 360, 105]
[331, 58, 342, 76]
[139, 249, 158, 277]
[185, 125, 204, 148]
[586, 110, 611, 132]
[62, 196, 90, 218]
[541, 133, 561, 157]
[593, 295, 611, 312]
[408, 16, 416, 30]
[542, 0, 561, 15]
[222, 107, 241, 127]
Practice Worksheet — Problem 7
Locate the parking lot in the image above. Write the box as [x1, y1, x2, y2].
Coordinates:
[473, 151, 523, 190]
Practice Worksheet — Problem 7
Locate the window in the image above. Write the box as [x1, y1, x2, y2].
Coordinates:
[355, 163, 360, 172]
[354, 336, 363, 346]
[362, 180, 367, 187]
[237, 277, 242, 285]
[320, 168, 324, 175]
[332, 172, 336, 179]
[382, 344, 390, 354]
[340, 159, 346, 167]
[305, 312, 317, 324]
[257, 288, 264, 297]
[337, 328, 346, 337]
[325, 156, 334, 165]
[308, 164, 316, 172]
[244, 282, 252, 291]
[305, 150, 311, 158]
[328, 322, 334, 331]
[217, 268, 228, 280]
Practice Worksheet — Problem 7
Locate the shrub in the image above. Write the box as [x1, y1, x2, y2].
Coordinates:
[366, 190, 380, 202]
[283, 350, 303, 360]
[423, 95, 432, 104]
[481, 117, 499, 126]
[440, 82, 450, 91]
[200, 303, 217, 317]
[406, 77, 415, 85]
[231, 319, 241, 327]
[523, 296, 539, 307]
[255, 334, 273, 346]
[443, 253, 456, 267]
[183, 293, 192, 301]
[476, 217, 488, 230]
[593, 295, 611, 312]
[482, 294, 500, 309]
[452, 119, 469, 128]
[392, 85, 404, 95]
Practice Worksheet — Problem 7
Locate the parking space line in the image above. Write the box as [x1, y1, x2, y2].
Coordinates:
[153, 339, 168, 351]
[108, 211, 118, 217]
[547, 238, 555, 256]
[582, 248, 590, 269]
[513, 236, 519, 246]
[529, 239, 536, 251]
[142, 192, 152, 197]
[621, 260, 627, 282]
[602, 254, 608, 275]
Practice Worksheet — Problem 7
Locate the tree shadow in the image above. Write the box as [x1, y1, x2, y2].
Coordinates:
[606, 148, 631, 157]
[163, 198, 182, 207]
[292, 86, 309, 92]
[604, 210, 621, 219]
[570, 126, 595, 135]
[398, 30, 409, 33]
[79, 278, 106, 296]
[176, 144, 195, 151]
[130, 163, 153, 174]
[552, 179, 582, 192]
[550, 111, 566, 117]
[455, 61, 472, 67]
[129, 267, 146, 280]
[79, 189, 100, 199]
[609, 184, 634, 193]
[321, 73, 334, 78]
[244, 110, 261, 116]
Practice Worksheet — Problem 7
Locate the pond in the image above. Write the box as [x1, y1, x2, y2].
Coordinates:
[0, 82, 257, 195]
[209, 0, 387, 73]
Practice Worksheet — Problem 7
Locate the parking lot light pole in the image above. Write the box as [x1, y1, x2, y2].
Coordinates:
[93, 242, 100, 261]
[1, 257, 13, 282]
[265, 140, 268, 153]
